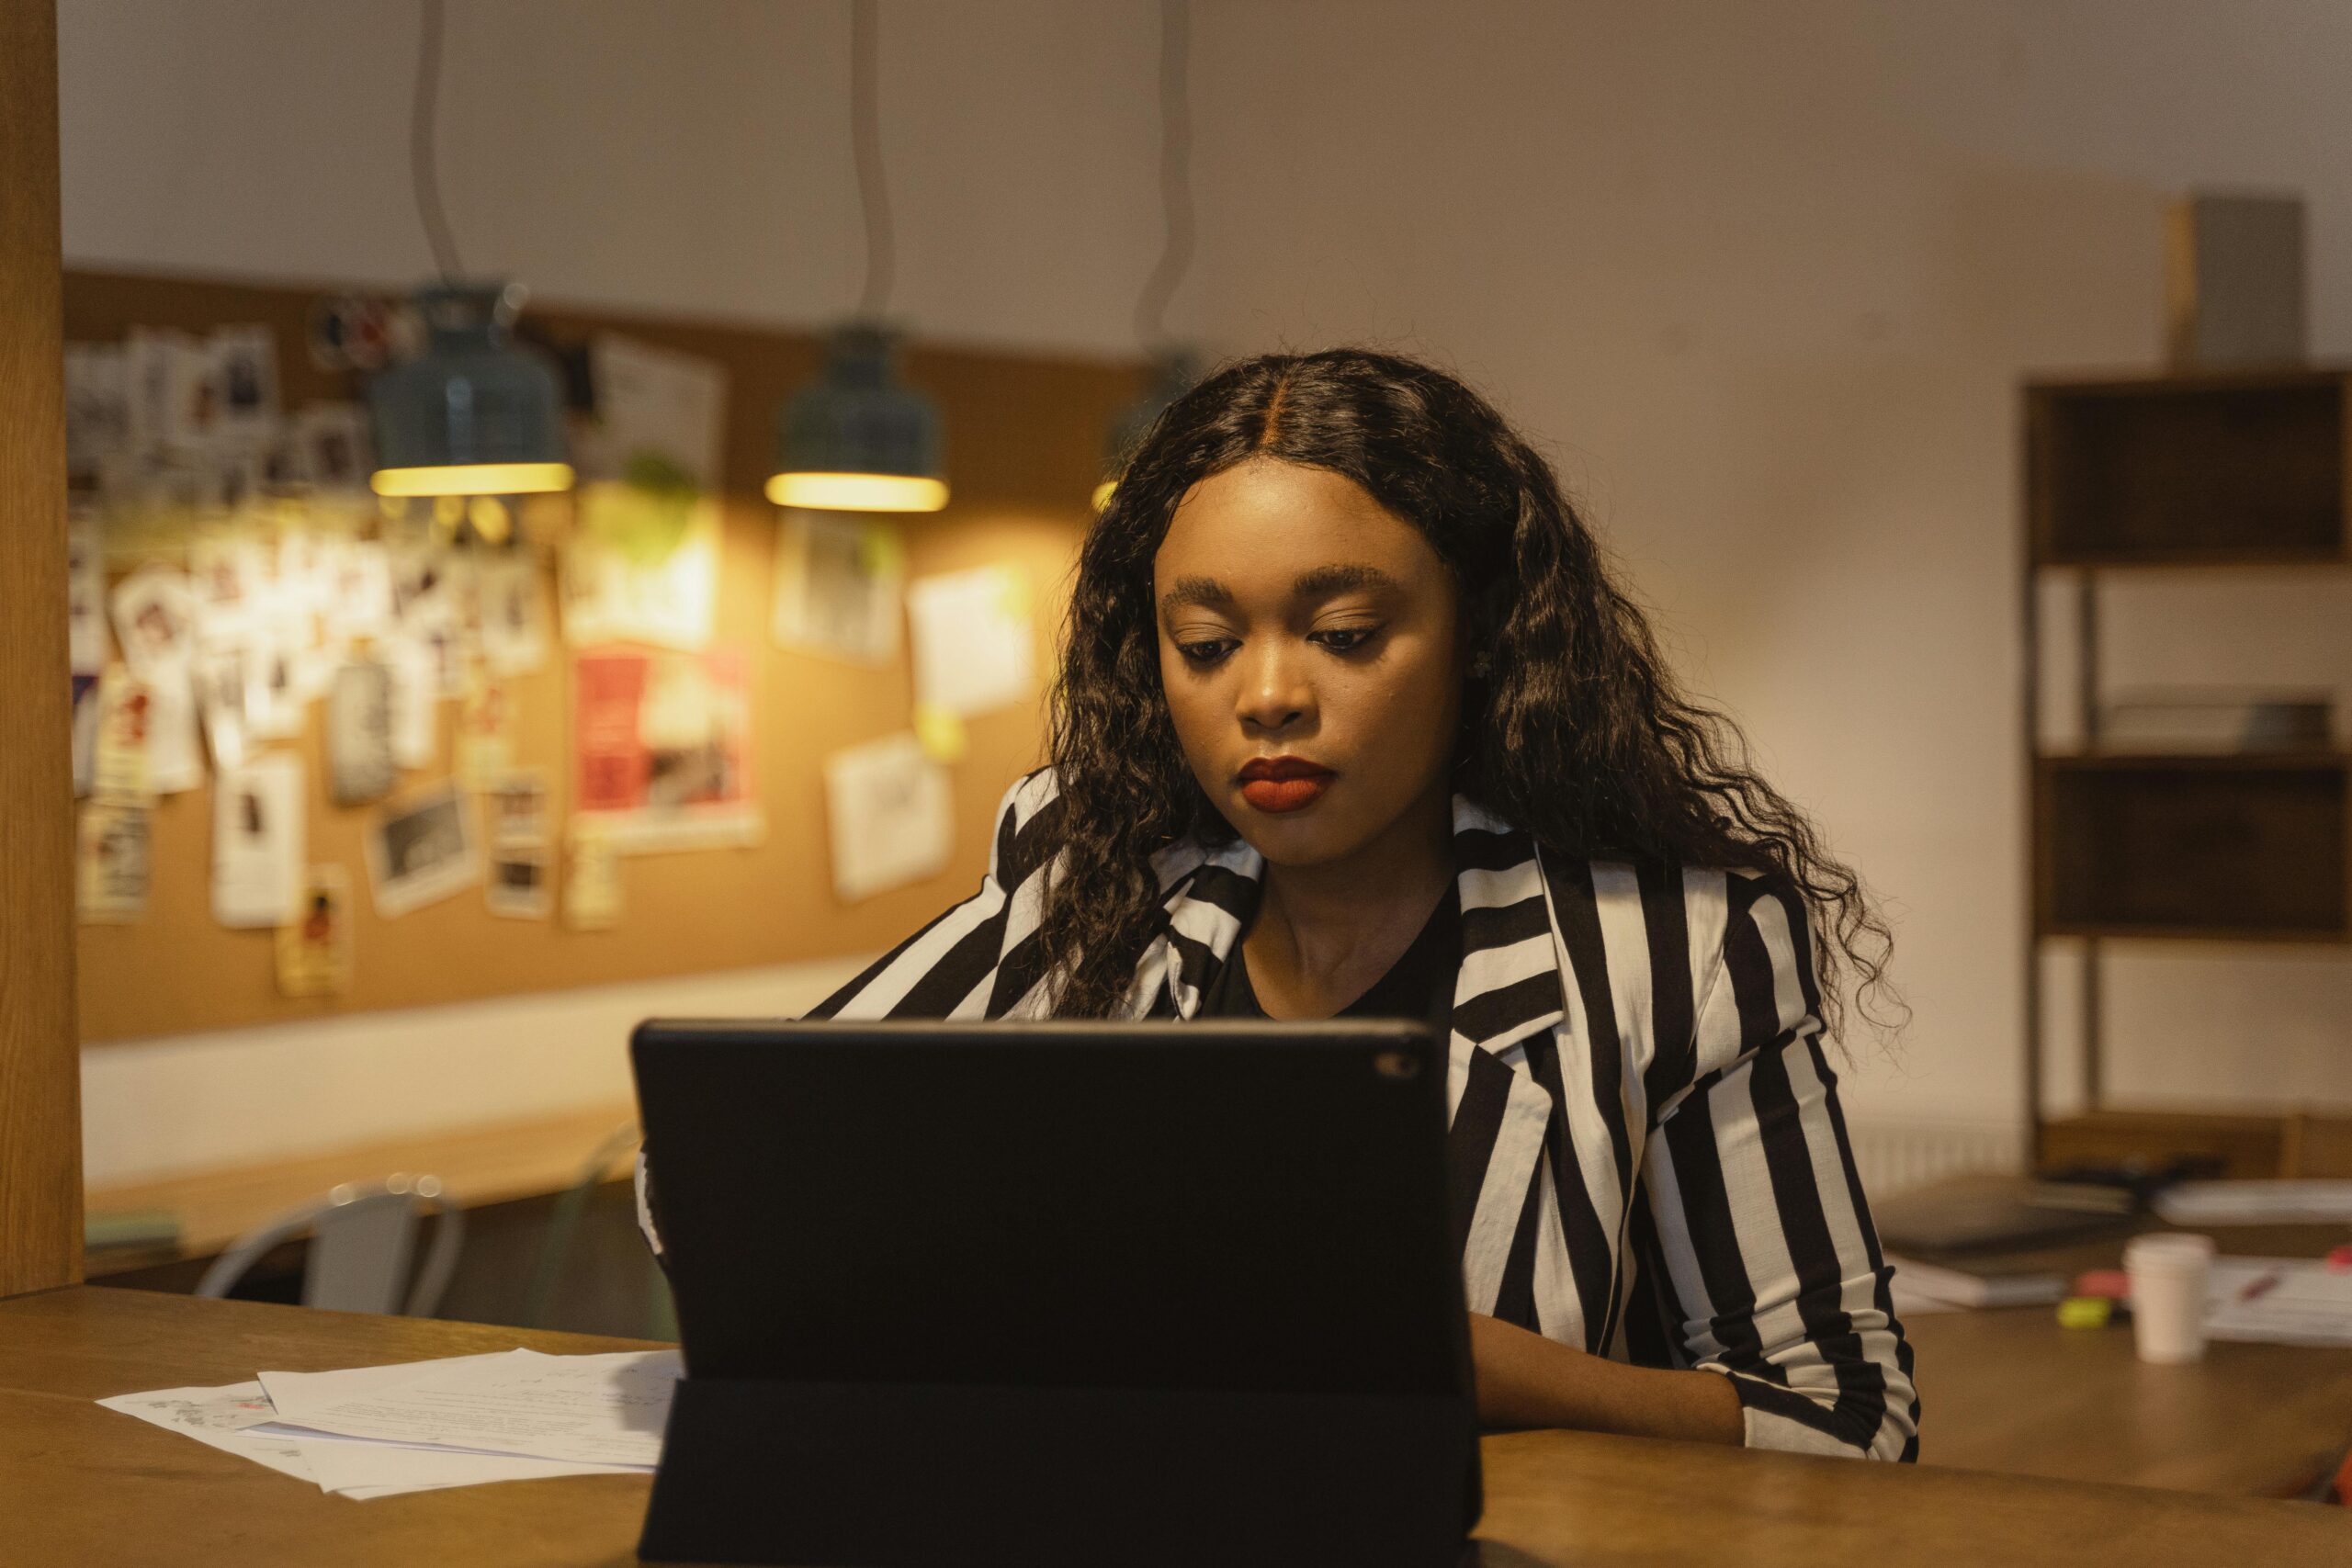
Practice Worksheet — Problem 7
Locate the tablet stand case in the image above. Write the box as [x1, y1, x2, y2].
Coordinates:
[638, 1376, 1482, 1567]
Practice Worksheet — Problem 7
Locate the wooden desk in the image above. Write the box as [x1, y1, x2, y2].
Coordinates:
[82, 1103, 639, 1275]
[6, 1286, 2347, 1566]
[1904, 1222, 2352, 1495]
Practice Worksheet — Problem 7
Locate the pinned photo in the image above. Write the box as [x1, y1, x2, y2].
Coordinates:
[485, 842, 551, 920]
[366, 784, 479, 918]
[294, 402, 373, 492]
[109, 565, 200, 680]
[484, 769, 548, 845]
[209, 324, 280, 440]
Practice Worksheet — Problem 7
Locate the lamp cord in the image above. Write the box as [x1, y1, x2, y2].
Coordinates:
[411, 0, 464, 281]
[851, 0, 895, 320]
[1132, 0, 1194, 349]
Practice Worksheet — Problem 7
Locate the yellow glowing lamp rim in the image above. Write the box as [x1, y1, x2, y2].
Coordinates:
[370, 462, 575, 497]
[765, 469, 949, 513]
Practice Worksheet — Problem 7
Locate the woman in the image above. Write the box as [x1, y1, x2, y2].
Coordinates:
[643, 348, 1917, 1461]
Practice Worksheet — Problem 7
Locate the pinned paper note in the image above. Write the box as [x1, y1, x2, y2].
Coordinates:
[824, 732, 953, 903]
[327, 659, 398, 806]
[455, 666, 516, 791]
[560, 486, 719, 650]
[772, 510, 903, 666]
[563, 822, 622, 930]
[66, 513, 108, 675]
[212, 755, 305, 929]
[76, 800, 150, 923]
[908, 564, 1035, 718]
[277, 866, 353, 998]
[109, 564, 200, 682]
[478, 554, 548, 676]
[383, 636, 439, 770]
[92, 668, 155, 803]
[144, 666, 206, 795]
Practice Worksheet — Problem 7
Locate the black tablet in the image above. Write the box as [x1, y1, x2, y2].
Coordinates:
[629, 1017, 1480, 1568]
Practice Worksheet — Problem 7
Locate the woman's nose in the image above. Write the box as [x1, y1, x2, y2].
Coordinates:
[1236, 645, 1311, 734]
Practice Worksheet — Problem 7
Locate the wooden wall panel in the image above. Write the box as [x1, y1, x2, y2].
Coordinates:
[63, 270, 1145, 1043]
[0, 0, 83, 1294]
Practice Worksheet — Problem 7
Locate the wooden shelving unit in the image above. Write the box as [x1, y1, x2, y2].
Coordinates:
[2023, 367, 2352, 1172]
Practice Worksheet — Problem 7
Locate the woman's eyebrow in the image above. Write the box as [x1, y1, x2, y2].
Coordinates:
[1292, 563, 1399, 597]
[1158, 576, 1232, 613]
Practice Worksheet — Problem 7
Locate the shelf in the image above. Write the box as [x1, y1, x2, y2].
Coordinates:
[2034, 754, 2350, 940]
[2036, 1107, 2352, 1179]
[2027, 368, 2350, 566]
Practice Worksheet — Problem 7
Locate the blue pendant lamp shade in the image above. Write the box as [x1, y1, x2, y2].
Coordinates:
[368, 282, 573, 498]
[1092, 349, 1199, 510]
[766, 322, 948, 513]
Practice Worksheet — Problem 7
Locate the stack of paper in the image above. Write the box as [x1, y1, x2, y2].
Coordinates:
[97, 1347, 675, 1499]
[2205, 1257, 2352, 1348]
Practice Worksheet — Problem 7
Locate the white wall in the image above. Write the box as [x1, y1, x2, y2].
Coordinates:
[62, 1, 2352, 1179]
[1178, 0, 2352, 1131]
[60, 0, 1162, 355]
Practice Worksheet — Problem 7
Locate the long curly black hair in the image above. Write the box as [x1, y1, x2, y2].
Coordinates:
[1041, 348, 1901, 1047]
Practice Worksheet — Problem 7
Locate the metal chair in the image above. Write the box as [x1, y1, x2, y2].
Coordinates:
[193, 1173, 466, 1316]
[521, 1121, 673, 1338]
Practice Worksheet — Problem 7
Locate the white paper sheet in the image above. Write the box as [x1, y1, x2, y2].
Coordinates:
[96, 1381, 319, 1485]
[823, 731, 953, 903]
[260, 1348, 677, 1469]
[251, 1353, 650, 1495]
[2203, 1256, 2352, 1347]
[101, 1360, 647, 1500]
[907, 565, 1035, 717]
[212, 754, 305, 928]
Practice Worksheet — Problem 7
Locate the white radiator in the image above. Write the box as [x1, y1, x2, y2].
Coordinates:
[1844, 1117, 2026, 1200]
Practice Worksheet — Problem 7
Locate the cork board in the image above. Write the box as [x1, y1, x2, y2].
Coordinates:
[66, 269, 1144, 1044]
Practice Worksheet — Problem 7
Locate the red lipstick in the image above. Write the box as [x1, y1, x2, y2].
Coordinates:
[1238, 755, 1334, 814]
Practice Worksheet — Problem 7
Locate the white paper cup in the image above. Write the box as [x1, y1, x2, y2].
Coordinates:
[2125, 1233, 2215, 1364]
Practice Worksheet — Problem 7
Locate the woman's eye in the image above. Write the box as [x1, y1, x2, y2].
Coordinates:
[1311, 626, 1379, 654]
[1177, 638, 1235, 666]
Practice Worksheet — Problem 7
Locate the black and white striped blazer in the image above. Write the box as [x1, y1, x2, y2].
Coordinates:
[644, 767, 1919, 1461]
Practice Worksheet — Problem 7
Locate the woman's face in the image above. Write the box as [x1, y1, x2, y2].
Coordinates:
[1152, 457, 1463, 868]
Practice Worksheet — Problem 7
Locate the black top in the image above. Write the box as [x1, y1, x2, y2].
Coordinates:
[1199, 885, 1459, 1041]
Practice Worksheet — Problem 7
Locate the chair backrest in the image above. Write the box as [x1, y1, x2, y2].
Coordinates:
[194, 1174, 465, 1316]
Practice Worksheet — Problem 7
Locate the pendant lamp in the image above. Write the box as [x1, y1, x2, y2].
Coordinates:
[1092, 349, 1198, 511]
[368, 1, 571, 502]
[766, 322, 946, 513]
[369, 281, 572, 498]
[766, 0, 948, 514]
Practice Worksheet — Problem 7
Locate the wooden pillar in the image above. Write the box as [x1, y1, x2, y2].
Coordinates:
[0, 0, 81, 1298]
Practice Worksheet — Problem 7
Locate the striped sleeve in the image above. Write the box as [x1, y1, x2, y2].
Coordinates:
[1637, 870, 1919, 1461]
[635, 769, 1061, 1256]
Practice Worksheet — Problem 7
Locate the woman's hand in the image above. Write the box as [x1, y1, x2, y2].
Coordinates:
[1467, 1313, 1745, 1446]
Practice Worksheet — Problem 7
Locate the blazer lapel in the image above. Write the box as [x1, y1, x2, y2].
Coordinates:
[1443, 796, 1570, 1316]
